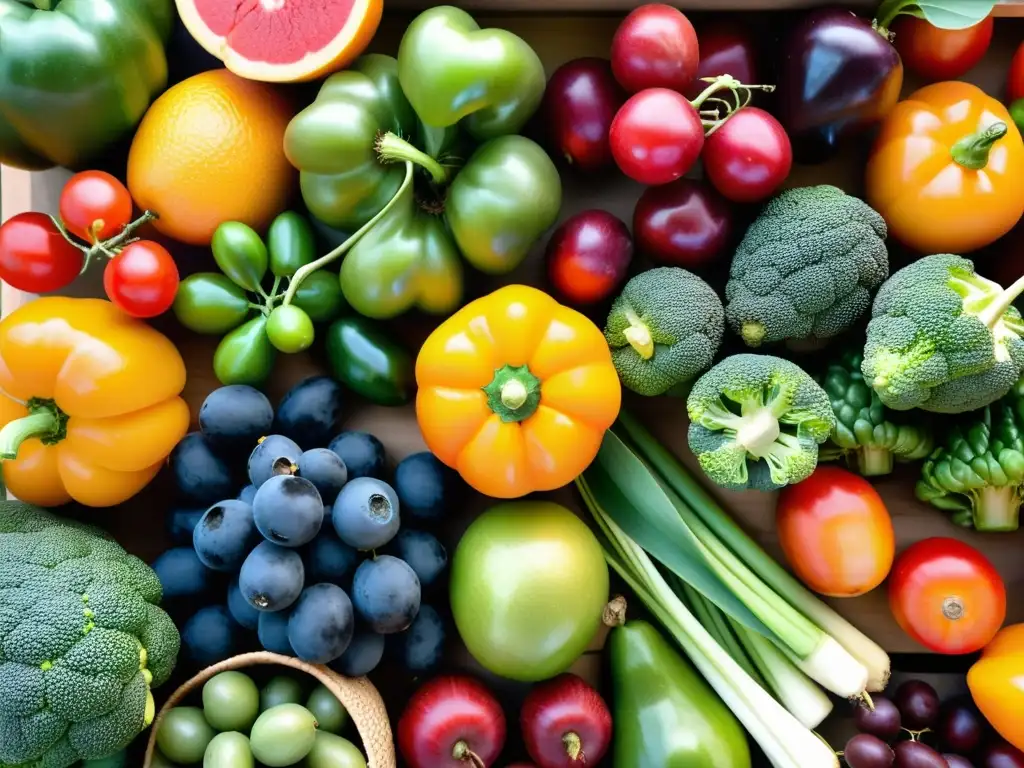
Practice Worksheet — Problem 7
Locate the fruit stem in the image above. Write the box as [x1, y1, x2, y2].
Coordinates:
[483, 364, 542, 423]
[563, 731, 587, 763]
[691, 75, 776, 137]
[602, 595, 628, 628]
[873, 0, 916, 38]
[951, 122, 1007, 171]
[376, 131, 449, 185]
[281, 162, 414, 307]
[452, 740, 486, 768]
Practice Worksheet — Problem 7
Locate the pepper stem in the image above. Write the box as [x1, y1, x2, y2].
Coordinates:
[376, 131, 449, 185]
[623, 309, 654, 360]
[563, 731, 586, 762]
[0, 400, 66, 461]
[951, 122, 1007, 170]
[483, 364, 541, 423]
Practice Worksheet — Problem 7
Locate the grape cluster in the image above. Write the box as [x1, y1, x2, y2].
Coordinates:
[154, 376, 460, 678]
[844, 679, 1024, 768]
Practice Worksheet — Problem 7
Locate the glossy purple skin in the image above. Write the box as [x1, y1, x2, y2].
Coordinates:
[633, 178, 733, 270]
[938, 699, 985, 755]
[893, 740, 949, 768]
[546, 209, 633, 305]
[944, 756, 975, 768]
[983, 741, 1024, 768]
[777, 7, 903, 162]
[541, 57, 625, 172]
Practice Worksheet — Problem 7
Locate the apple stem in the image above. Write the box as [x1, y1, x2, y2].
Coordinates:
[453, 740, 486, 768]
[563, 731, 587, 763]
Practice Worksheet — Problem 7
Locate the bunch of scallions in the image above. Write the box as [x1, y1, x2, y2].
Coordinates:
[576, 411, 892, 768]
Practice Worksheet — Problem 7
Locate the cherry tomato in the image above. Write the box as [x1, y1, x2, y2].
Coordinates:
[103, 240, 180, 318]
[0, 212, 84, 293]
[891, 15, 994, 81]
[59, 170, 134, 244]
[1010, 42, 1024, 103]
[889, 537, 1006, 655]
[610, 88, 703, 186]
[702, 107, 792, 203]
[776, 466, 895, 597]
[610, 3, 699, 93]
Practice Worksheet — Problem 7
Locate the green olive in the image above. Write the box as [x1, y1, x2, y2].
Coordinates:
[250, 704, 319, 767]
[266, 305, 315, 353]
[303, 732, 367, 768]
[156, 707, 216, 765]
[305, 685, 349, 735]
[204, 731, 254, 768]
[268, 211, 317, 278]
[213, 221, 269, 292]
[292, 270, 347, 323]
[260, 675, 306, 711]
[203, 671, 260, 733]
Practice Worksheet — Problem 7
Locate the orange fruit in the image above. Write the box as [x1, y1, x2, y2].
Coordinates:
[127, 69, 296, 247]
[176, 0, 382, 83]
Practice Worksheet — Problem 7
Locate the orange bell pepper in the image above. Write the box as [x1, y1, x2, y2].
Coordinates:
[865, 81, 1024, 255]
[0, 297, 190, 508]
[968, 623, 1024, 752]
[416, 285, 621, 499]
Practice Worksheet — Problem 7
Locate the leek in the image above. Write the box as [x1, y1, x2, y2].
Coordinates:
[616, 410, 892, 692]
[579, 477, 839, 768]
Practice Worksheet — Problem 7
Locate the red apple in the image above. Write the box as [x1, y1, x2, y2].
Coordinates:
[521, 673, 612, 768]
[546, 210, 632, 306]
[611, 4, 700, 93]
[633, 178, 733, 269]
[398, 675, 506, 768]
[541, 58, 625, 172]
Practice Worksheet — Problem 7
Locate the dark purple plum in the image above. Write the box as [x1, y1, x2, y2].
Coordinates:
[893, 741, 947, 768]
[844, 733, 894, 768]
[894, 680, 941, 730]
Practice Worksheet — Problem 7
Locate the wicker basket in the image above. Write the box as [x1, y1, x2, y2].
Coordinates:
[143, 651, 396, 768]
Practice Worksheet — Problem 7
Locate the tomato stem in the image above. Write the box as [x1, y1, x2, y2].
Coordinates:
[951, 122, 1007, 171]
[563, 731, 586, 762]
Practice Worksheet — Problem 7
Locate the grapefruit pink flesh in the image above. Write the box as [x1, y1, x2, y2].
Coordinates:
[178, 0, 382, 83]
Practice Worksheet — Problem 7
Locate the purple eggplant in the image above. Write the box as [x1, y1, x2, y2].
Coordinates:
[777, 7, 903, 163]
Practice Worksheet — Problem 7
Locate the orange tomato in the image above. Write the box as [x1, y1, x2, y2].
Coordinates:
[968, 624, 1024, 752]
[889, 537, 1006, 655]
[865, 81, 1024, 254]
[415, 284, 621, 499]
[775, 466, 895, 597]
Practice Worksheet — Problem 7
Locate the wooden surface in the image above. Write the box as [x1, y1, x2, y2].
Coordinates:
[387, 0, 1024, 15]
[0, 6, 1022, 742]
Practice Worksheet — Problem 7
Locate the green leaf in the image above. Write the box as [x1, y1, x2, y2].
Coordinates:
[583, 431, 773, 638]
[918, 0, 995, 29]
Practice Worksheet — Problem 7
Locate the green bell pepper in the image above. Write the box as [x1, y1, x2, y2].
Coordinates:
[325, 316, 415, 407]
[610, 618, 751, 768]
[1011, 99, 1024, 135]
[283, 48, 561, 321]
[0, 0, 174, 170]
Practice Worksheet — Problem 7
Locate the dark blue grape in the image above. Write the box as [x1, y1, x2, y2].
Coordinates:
[170, 432, 235, 504]
[227, 576, 260, 631]
[199, 385, 274, 450]
[332, 477, 400, 551]
[304, 527, 359, 584]
[253, 475, 324, 548]
[239, 541, 305, 612]
[275, 376, 345, 449]
[394, 451, 456, 523]
[297, 448, 348, 504]
[182, 605, 242, 666]
[287, 584, 355, 664]
[166, 506, 207, 545]
[400, 604, 446, 673]
[328, 431, 386, 480]
[257, 609, 295, 656]
[330, 627, 385, 677]
[351, 556, 421, 634]
[248, 434, 303, 489]
[386, 529, 447, 588]
[193, 500, 261, 572]
[152, 547, 214, 600]
[238, 485, 258, 505]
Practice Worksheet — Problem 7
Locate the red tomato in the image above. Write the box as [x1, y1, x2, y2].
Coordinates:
[776, 466, 895, 598]
[702, 107, 793, 203]
[59, 170, 133, 244]
[610, 4, 699, 93]
[103, 240, 179, 318]
[610, 88, 703, 186]
[889, 537, 1006, 655]
[0, 212, 84, 293]
[891, 15, 994, 81]
[1010, 42, 1024, 103]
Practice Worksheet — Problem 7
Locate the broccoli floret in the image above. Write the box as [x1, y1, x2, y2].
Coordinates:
[862, 254, 1024, 414]
[686, 354, 836, 491]
[724, 185, 888, 349]
[819, 348, 934, 476]
[916, 402, 1024, 531]
[605, 267, 724, 396]
[0, 503, 180, 768]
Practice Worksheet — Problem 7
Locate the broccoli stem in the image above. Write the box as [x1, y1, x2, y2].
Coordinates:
[971, 485, 1022, 532]
[951, 122, 1008, 171]
[856, 447, 894, 477]
[977, 272, 1024, 329]
[736, 408, 782, 458]
[623, 309, 654, 360]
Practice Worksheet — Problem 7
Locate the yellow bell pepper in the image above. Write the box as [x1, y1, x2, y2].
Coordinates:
[967, 623, 1024, 752]
[0, 297, 190, 507]
[416, 284, 621, 498]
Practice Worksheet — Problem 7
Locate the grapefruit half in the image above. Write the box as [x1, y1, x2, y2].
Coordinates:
[176, 0, 382, 83]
